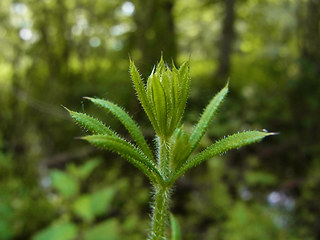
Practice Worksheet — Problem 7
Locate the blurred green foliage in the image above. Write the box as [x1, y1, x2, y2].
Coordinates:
[31, 159, 121, 240]
[0, 0, 319, 239]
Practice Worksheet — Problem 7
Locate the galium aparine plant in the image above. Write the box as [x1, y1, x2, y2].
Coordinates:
[66, 57, 274, 240]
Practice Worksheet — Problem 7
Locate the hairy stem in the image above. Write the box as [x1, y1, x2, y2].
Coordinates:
[149, 186, 171, 240]
[158, 138, 169, 179]
[149, 137, 171, 239]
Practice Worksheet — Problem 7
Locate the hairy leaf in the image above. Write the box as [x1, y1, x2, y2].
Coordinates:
[172, 61, 190, 131]
[161, 70, 174, 133]
[172, 131, 271, 183]
[82, 135, 162, 184]
[130, 60, 159, 133]
[84, 97, 155, 162]
[152, 73, 167, 137]
[66, 108, 116, 136]
[169, 127, 191, 172]
[170, 65, 180, 133]
[189, 82, 229, 152]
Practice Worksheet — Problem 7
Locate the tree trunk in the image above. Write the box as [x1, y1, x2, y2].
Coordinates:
[293, 0, 320, 238]
[216, 0, 236, 83]
[132, 0, 177, 75]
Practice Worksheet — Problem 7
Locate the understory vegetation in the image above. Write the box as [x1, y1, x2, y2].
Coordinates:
[0, 0, 319, 239]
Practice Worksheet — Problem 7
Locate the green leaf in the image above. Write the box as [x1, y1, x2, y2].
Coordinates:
[170, 214, 182, 240]
[189, 82, 229, 153]
[32, 221, 77, 240]
[50, 170, 79, 198]
[84, 219, 119, 240]
[151, 73, 167, 136]
[84, 97, 155, 162]
[90, 187, 115, 215]
[173, 131, 271, 183]
[130, 60, 159, 133]
[161, 70, 174, 133]
[176, 61, 190, 123]
[169, 65, 181, 133]
[169, 127, 191, 172]
[245, 171, 277, 186]
[82, 135, 163, 184]
[72, 187, 116, 222]
[66, 108, 116, 136]
[72, 158, 101, 180]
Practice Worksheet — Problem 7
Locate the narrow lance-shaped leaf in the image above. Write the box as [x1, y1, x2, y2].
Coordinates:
[169, 65, 180, 134]
[172, 131, 272, 184]
[65, 108, 116, 136]
[161, 70, 174, 134]
[146, 68, 155, 104]
[157, 56, 166, 73]
[84, 97, 155, 163]
[82, 135, 163, 184]
[130, 60, 159, 134]
[174, 61, 190, 129]
[189, 82, 229, 153]
[152, 73, 167, 137]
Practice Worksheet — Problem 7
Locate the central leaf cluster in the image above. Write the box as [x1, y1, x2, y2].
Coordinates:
[67, 57, 273, 240]
[67, 57, 271, 187]
[130, 57, 190, 139]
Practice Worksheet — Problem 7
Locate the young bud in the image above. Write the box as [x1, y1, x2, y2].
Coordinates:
[131, 57, 191, 138]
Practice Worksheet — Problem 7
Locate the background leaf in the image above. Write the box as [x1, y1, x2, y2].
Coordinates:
[50, 170, 79, 198]
[69, 158, 101, 180]
[72, 187, 116, 222]
[31, 222, 77, 240]
[84, 219, 120, 240]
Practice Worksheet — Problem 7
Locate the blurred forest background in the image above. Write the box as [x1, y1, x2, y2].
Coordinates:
[0, 0, 319, 239]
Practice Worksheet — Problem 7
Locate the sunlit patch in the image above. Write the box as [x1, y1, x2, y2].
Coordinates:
[121, 1, 135, 16]
[268, 191, 281, 205]
[110, 23, 131, 36]
[11, 2, 28, 14]
[267, 191, 295, 210]
[110, 39, 123, 51]
[71, 12, 89, 36]
[19, 28, 32, 41]
[89, 37, 101, 47]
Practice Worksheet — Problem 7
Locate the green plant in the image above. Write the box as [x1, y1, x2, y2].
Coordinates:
[31, 158, 120, 240]
[66, 57, 274, 240]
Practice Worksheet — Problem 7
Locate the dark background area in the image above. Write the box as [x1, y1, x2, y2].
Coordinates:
[0, 0, 319, 239]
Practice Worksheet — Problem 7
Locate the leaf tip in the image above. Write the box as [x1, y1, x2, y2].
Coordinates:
[267, 132, 280, 136]
[83, 96, 93, 101]
[62, 105, 71, 113]
[262, 129, 279, 136]
[225, 79, 230, 88]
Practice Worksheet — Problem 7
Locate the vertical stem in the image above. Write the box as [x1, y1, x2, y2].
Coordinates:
[159, 138, 169, 179]
[149, 186, 171, 240]
[149, 137, 171, 239]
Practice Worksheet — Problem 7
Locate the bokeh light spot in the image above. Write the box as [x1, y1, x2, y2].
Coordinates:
[19, 28, 32, 41]
[121, 1, 135, 16]
[89, 37, 101, 47]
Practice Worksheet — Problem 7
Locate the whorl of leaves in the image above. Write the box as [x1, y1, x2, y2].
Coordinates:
[67, 58, 273, 186]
